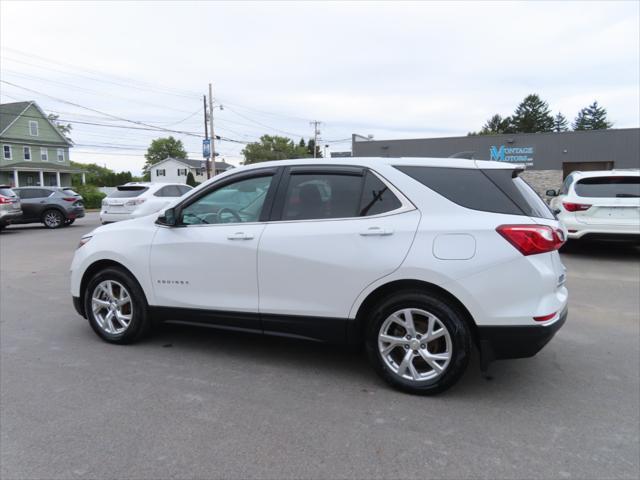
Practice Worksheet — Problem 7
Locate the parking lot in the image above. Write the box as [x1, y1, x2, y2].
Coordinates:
[1, 213, 638, 479]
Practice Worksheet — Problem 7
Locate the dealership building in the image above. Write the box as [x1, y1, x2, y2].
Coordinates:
[351, 128, 640, 195]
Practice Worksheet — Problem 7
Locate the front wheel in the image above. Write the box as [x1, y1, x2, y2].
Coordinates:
[365, 291, 471, 395]
[84, 267, 151, 344]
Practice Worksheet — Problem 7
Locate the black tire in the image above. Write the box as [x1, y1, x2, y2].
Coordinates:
[365, 290, 472, 395]
[64, 219, 75, 226]
[84, 267, 151, 344]
[42, 209, 64, 229]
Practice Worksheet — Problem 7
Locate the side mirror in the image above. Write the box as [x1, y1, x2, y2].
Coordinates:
[156, 207, 180, 227]
[545, 189, 558, 197]
[553, 208, 561, 215]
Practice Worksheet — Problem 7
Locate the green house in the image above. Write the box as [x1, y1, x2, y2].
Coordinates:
[0, 101, 85, 187]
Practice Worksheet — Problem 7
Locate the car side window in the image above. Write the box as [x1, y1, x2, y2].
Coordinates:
[282, 173, 364, 221]
[181, 175, 273, 225]
[560, 174, 574, 195]
[177, 185, 192, 195]
[359, 171, 402, 216]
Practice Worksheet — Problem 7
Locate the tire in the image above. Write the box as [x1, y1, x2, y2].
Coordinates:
[84, 267, 151, 344]
[64, 219, 75, 226]
[42, 209, 64, 229]
[365, 290, 472, 395]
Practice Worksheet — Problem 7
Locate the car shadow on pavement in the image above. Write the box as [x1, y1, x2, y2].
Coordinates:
[560, 239, 640, 259]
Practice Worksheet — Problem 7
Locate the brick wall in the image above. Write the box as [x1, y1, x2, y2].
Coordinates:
[520, 169, 563, 200]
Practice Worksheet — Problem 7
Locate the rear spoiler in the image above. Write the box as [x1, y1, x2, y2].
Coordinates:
[116, 185, 147, 191]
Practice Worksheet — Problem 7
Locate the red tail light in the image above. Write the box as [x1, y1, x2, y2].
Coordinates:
[496, 224, 565, 256]
[0, 195, 11, 205]
[534, 312, 557, 322]
[62, 197, 77, 202]
[562, 202, 591, 212]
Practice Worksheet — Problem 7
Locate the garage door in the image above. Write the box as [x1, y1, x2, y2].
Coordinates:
[563, 161, 614, 179]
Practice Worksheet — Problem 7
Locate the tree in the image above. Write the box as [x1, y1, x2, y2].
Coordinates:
[242, 135, 312, 164]
[47, 113, 72, 139]
[143, 136, 187, 176]
[70, 161, 138, 186]
[572, 101, 613, 131]
[476, 114, 514, 135]
[553, 112, 569, 132]
[306, 138, 323, 158]
[185, 171, 198, 187]
[510, 94, 555, 133]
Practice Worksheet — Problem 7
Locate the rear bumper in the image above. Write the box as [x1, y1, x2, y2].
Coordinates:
[478, 306, 568, 361]
[100, 211, 135, 223]
[561, 216, 640, 239]
[0, 210, 22, 225]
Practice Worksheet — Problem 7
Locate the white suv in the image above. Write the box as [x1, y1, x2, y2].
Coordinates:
[71, 158, 568, 394]
[547, 170, 640, 241]
[100, 182, 192, 224]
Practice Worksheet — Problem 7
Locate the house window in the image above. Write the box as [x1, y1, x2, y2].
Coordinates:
[23, 146, 31, 161]
[41, 148, 48, 161]
[156, 169, 166, 176]
[29, 121, 39, 136]
[177, 168, 188, 176]
[57, 149, 64, 162]
[195, 168, 204, 176]
[26, 175, 34, 186]
[2, 145, 11, 160]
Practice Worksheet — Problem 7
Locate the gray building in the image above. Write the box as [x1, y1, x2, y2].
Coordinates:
[352, 128, 640, 195]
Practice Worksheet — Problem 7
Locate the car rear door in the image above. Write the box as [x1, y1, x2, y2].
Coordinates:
[15, 189, 50, 220]
[257, 166, 420, 340]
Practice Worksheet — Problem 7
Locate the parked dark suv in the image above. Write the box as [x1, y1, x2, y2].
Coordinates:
[12, 187, 85, 229]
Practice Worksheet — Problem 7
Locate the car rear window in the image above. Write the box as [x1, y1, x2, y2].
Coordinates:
[62, 188, 79, 196]
[0, 188, 15, 197]
[108, 186, 149, 198]
[395, 166, 554, 220]
[574, 176, 640, 198]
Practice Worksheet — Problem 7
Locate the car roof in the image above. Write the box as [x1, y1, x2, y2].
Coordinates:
[235, 156, 518, 172]
[569, 169, 640, 179]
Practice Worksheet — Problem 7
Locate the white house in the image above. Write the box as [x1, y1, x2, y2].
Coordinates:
[149, 157, 234, 184]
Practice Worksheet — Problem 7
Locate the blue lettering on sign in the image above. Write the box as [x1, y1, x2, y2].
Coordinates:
[489, 145, 534, 165]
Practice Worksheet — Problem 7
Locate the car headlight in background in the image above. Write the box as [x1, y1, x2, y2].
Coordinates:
[77, 235, 92, 249]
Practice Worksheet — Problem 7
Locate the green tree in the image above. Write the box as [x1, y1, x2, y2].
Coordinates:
[47, 113, 72, 139]
[306, 138, 322, 158]
[479, 114, 514, 135]
[70, 161, 137, 187]
[143, 136, 187, 176]
[185, 171, 198, 187]
[553, 112, 569, 132]
[510, 94, 555, 133]
[572, 101, 613, 130]
[242, 135, 312, 164]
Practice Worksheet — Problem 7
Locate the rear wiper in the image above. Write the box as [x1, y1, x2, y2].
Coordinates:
[616, 194, 640, 198]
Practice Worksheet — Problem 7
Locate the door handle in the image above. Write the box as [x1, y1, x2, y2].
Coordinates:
[359, 227, 394, 236]
[227, 232, 254, 240]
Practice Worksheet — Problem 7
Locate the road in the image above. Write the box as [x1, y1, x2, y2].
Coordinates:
[1, 213, 639, 479]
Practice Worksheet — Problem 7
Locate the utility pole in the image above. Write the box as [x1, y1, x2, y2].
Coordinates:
[209, 83, 216, 177]
[203, 94, 211, 179]
[310, 120, 321, 158]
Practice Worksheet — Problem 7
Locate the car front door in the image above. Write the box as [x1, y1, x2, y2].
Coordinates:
[257, 166, 421, 341]
[149, 168, 278, 332]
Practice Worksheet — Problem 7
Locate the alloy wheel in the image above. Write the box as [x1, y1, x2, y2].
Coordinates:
[91, 280, 133, 335]
[378, 308, 452, 382]
[43, 211, 62, 228]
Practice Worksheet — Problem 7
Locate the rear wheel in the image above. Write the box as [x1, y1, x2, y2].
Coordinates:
[365, 290, 472, 395]
[42, 209, 64, 229]
[84, 267, 151, 344]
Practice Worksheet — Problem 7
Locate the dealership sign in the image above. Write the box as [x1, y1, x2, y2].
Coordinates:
[489, 145, 534, 165]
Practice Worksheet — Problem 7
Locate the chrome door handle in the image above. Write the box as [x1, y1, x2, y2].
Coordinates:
[227, 232, 254, 240]
[359, 227, 394, 236]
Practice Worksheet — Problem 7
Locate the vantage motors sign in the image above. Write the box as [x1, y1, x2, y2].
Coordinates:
[489, 145, 534, 165]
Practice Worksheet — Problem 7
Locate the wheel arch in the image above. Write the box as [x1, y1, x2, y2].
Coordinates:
[351, 279, 479, 345]
[40, 206, 68, 221]
[78, 259, 148, 318]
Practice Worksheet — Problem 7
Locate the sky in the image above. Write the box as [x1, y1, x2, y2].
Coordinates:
[1, 0, 638, 175]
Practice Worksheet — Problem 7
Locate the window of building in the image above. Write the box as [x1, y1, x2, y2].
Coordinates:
[195, 168, 204, 176]
[177, 168, 188, 176]
[57, 149, 65, 162]
[41, 148, 48, 161]
[29, 121, 39, 136]
[23, 146, 32, 161]
[156, 169, 166, 176]
[3, 145, 11, 160]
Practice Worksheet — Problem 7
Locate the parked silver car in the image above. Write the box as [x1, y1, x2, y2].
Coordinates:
[0, 185, 22, 231]
[12, 187, 85, 229]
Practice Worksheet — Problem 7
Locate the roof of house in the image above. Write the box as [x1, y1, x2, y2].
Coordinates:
[0, 101, 72, 145]
[0, 161, 84, 173]
[154, 157, 235, 170]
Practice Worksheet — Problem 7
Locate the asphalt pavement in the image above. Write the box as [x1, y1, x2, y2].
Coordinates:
[1, 213, 639, 479]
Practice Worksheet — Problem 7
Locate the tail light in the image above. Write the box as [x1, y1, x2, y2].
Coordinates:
[0, 195, 11, 205]
[534, 312, 557, 322]
[496, 224, 565, 256]
[62, 197, 77, 202]
[125, 198, 146, 207]
[562, 202, 591, 212]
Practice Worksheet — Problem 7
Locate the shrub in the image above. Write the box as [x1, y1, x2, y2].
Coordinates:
[74, 185, 106, 209]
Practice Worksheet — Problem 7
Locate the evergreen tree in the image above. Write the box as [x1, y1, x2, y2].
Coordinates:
[185, 171, 198, 187]
[306, 138, 322, 158]
[479, 114, 514, 134]
[510, 94, 555, 133]
[553, 112, 569, 132]
[573, 101, 613, 130]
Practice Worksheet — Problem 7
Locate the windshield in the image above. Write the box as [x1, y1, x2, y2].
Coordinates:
[574, 176, 640, 198]
[108, 186, 149, 198]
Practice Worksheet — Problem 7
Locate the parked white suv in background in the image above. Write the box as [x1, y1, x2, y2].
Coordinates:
[100, 182, 192, 224]
[72, 158, 568, 395]
[547, 170, 640, 241]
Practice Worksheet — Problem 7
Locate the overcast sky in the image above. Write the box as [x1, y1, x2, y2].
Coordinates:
[1, 1, 638, 175]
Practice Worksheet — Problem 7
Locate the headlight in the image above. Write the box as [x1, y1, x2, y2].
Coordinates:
[77, 235, 92, 249]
